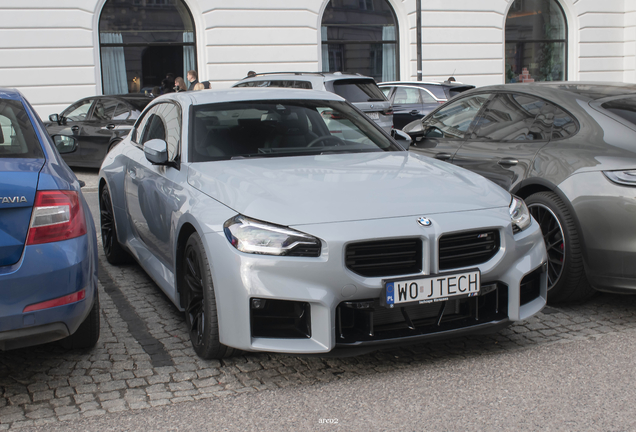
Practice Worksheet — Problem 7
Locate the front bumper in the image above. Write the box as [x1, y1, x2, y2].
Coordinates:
[204, 207, 547, 354]
[0, 232, 98, 351]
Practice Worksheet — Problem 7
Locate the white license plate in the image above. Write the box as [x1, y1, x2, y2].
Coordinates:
[366, 112, 380, 120]
[384, 269, 480, 307]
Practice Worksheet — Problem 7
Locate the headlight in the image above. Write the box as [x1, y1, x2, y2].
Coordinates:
[223, 215, 321, 257]
[509, 196, 531, 233]
[604, 170, 636, 186]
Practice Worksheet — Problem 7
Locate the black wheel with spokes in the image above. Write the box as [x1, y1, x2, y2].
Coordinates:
[525, 191, 595, 303]
[99, 186, 132, 265]
[181, 233, 235, 359]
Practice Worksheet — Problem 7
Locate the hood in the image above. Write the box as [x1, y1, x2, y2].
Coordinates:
[187, 152, 510, 226]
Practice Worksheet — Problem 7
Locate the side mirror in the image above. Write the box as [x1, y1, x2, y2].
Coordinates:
[391, 129, 412, 147]
[402, 120, 425, 143]
[144, 139, 169, 165]
[49, 113, 61, 125]
[53, 135, 78, 154]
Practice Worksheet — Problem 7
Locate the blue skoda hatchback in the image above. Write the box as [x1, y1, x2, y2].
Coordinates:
[0, 88, 99, 350]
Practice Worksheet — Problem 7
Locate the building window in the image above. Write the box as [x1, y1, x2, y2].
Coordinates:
[99, 0, 196, 95]
[505, 0, 567, 83]
[321, 0, 398, 82]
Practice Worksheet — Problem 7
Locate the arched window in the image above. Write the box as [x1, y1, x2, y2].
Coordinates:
[321, 0, 398, 82]
[505, 0, 567, 83]
[99, 0, 196, 95]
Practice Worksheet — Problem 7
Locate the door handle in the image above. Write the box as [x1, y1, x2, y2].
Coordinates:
[435, 153, 452, 161]
[106, 123, 116, 130]
[71, 126, 79, 132]
[498, 158, 519, 167]
[410, 110, 420, 115]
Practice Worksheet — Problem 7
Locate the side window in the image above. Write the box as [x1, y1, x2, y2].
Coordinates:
[139, 103, 181, 160]
[419, 89, 437, 104]
[394, 88, 421, 104]
[381, 87, 392, 98]
[112, 103, 132, 121]
[552, 107, 577, 140]
[62, 99, 93, 122]
[141, 114, 166, 144]
[424, 94, 490, 139]
[471, 93, 552, 142]
[92, 99, 119, 121]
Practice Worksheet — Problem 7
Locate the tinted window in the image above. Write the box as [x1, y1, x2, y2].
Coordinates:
[93, 99, 119, 121]
[190, 100, 400, 162]
[601, 98, 636, 126]
[332, 80, 386, 102]
[0, 99, 44, 158]
[235, 80, 312, 89]
[471, 94, 552, 141]
[424, 94, 489, 139]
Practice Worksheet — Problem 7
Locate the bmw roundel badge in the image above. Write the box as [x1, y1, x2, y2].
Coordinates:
[417, 217, 432, 227]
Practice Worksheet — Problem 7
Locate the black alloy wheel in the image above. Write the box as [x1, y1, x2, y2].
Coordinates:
[525, 192, 594, 303]
[181, 233, 234, 359]
[99, 186, 132, 265]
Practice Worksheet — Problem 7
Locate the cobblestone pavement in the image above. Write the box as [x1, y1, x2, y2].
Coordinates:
[1, 184, 636, 429]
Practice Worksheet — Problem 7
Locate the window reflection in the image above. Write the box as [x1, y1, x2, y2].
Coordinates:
[321, 0, 398, 82]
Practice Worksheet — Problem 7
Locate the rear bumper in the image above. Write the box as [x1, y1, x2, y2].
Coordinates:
[0, 231, 98, 350]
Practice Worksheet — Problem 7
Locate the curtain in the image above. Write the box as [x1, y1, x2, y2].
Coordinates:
[100, 33, 128, 95]
[183, 32, 195, 79]
[321, 26, 330, 72]
[382, 26, 396, 82]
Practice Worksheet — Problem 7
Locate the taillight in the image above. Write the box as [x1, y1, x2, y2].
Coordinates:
[26, 191, 87, 245]
[383, 108, 393, 115]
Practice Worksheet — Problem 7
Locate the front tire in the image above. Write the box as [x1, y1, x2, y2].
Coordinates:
[525, 191, 595, 303]
[100, 186, 133, 265]
[181, 233, 235, 359]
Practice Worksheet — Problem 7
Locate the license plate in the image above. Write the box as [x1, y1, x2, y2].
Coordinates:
[366, 112, 380, 120]
[384, 269, 480, 307]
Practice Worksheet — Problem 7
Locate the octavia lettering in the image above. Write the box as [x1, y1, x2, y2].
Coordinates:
[0, 196, 27, 204]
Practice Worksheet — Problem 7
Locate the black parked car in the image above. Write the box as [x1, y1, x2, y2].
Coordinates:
[379, 81, 475, 130]
[45, 94, 152, 168]
[403, 82, 636, 303]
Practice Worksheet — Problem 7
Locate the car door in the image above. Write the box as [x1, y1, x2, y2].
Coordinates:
[50, 98, 95, 166]
[124, 101, 184, 269]
[452, 93, 554, 191]
[78, 98, 120, 165]
[391, 87, 424, 130]
[409, 93, 491, 163]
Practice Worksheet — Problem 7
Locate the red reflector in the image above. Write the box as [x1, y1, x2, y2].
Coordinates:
[23, 289, 86, 312]
[26, 191, 87, 245]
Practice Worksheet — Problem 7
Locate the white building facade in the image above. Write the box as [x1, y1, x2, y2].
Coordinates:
[1, 0, 635, 118]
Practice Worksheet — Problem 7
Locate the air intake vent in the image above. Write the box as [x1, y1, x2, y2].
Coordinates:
[345, 238, 422, 277]
[439, 230, 500, 271]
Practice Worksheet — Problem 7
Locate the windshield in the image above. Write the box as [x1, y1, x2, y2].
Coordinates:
[0, 99, 43, 159]
[601, 97, 636, 127]
[190, 100, 400, 162]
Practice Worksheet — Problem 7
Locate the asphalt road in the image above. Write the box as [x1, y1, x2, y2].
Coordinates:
[2, 167, 636, 431]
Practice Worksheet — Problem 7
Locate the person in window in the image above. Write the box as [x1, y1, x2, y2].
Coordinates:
[161, 78, 174, 94]
[247, 71, 256, 78]
[187, 70, 199, 91]
[175, 77, 187, 92]
[193, 83, 205, 91]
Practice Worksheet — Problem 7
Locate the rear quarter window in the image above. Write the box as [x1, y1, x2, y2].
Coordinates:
[0, 99, 43, 159]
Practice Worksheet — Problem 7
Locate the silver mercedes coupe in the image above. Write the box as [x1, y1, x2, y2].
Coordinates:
[99, 88, 547, 359]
